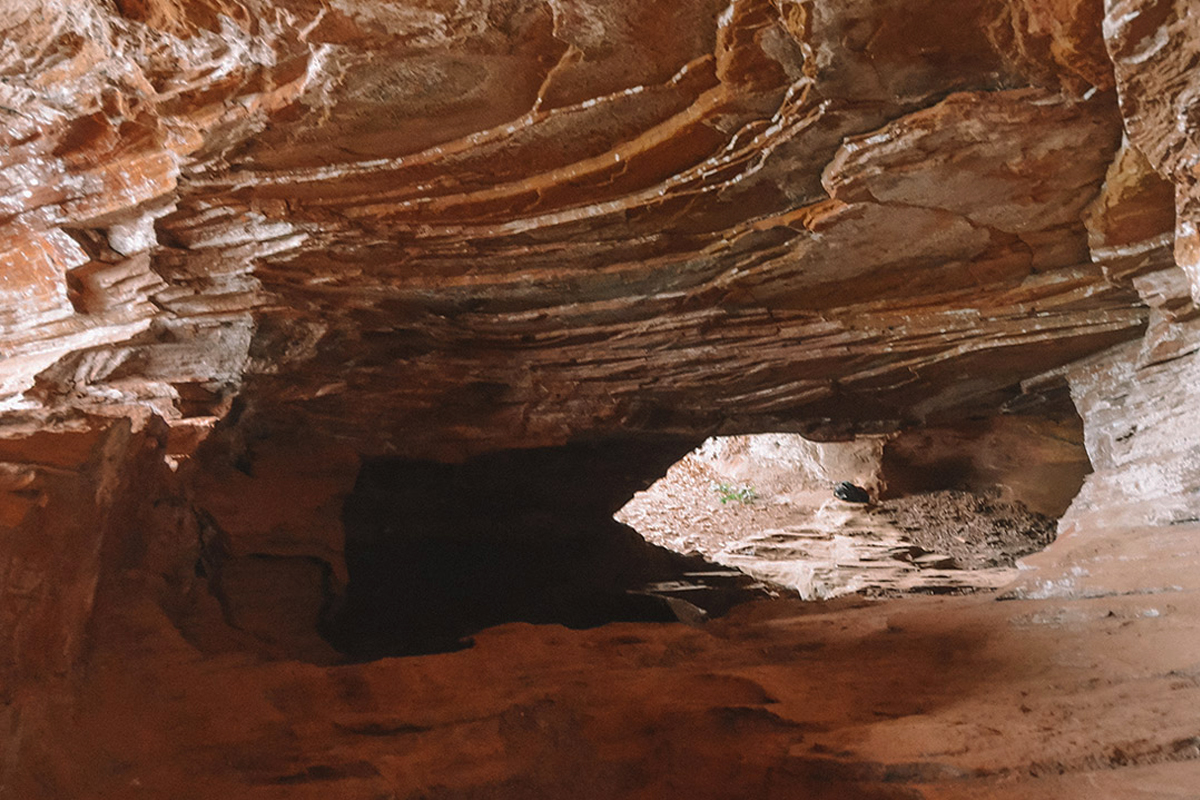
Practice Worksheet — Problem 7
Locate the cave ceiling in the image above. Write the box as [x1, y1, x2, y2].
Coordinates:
[0, 0, 1188, 460]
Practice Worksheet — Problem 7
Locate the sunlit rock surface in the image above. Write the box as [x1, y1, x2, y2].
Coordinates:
[2, 0, 1200, 796]
[616, 425, 1076, 600]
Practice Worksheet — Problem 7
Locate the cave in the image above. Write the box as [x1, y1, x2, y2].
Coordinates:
[325, 439, 765, 659]
[4, 0, 1200, 798]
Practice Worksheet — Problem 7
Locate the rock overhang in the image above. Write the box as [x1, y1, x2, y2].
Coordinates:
[0, 0, 1185, 464]
[4, 2, 1200, 796]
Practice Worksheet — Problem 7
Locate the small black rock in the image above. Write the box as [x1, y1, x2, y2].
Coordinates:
[833, 481, 871, 503]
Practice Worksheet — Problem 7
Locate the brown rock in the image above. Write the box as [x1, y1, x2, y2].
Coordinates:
[2, 0, 1200, 796]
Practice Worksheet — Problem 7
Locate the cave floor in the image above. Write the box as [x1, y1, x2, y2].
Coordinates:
[32, 524, 1200, 799]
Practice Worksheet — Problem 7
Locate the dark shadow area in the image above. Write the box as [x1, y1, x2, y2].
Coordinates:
[323, 437, 769, 659]
[880, 387, 1091, 518]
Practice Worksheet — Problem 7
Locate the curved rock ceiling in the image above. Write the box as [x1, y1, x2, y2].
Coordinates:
[1, 0, 1191, 461]
[5, 2, 1200, 797]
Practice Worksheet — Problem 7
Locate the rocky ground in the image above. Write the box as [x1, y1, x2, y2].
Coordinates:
[617, 445, 1060, 600]
[28, 533, 1200, 800]
[878, 490, 1058, 571]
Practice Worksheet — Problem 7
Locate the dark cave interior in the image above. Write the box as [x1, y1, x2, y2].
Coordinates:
[322, 437, 768, 658]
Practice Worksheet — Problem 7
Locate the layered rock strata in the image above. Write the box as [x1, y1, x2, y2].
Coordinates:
[0, 0, 1162, 459]
[2, 0, 1200, 797]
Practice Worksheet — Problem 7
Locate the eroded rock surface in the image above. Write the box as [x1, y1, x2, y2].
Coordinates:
[0, 0, 1159, 458]
[616, 432, 1064, 599]
[2, 0, 1200, 797]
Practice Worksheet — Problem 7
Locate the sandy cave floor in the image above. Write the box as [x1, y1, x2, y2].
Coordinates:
[18, 442, 1200, 798]
[42, 535, 1200, 800]
[18, 443, 1200, 799]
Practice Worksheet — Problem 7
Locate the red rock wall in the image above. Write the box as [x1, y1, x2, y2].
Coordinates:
[1, 0, 1200, 794]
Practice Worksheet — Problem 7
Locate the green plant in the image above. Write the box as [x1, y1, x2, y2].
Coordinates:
[713, 482, 757, 505]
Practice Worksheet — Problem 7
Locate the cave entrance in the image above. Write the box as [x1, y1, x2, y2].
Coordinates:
[616, 411, 1091, 601]
[322, 438, 769, 660]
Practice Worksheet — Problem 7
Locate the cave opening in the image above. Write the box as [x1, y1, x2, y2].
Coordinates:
[616, 403, 1092, 601]
[180, 397, 1093, 665]
[321, 437, 770, 660]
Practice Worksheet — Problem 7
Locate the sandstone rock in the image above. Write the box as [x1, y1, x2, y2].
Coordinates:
[3, 0, 1200, 796]
[0, 0, 1154, 460]
[1102, 0, 1200, 302]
